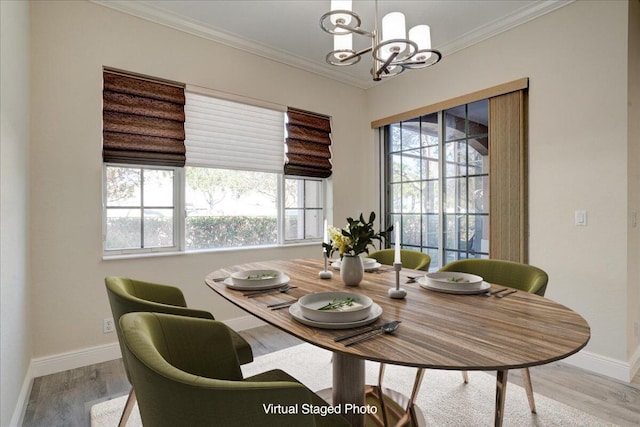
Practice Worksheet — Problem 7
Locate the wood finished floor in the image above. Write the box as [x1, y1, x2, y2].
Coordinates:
[21, 325, 640, 426]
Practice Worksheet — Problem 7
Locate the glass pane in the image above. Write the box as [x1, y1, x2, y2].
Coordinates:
[467, 99, 488, 137]
[144, 209, 174, 247]
[304, 180, 322, 208]
[423, 180, 439, 213]
[106, 167, 140, 207]
[402, 149, 421, 182]
[420, 113, 438, 146]
[467, 214, 488, 254]
[389, 124, 401, 152]
[389, 183, 402, 212]
[185, 168, 277, 249]
[445, 105, 466, 141]
[444, 178, 466, 213]
[468, 138, 488, 175]
[305, 209, 322, 239]
[144, 169, 173, 207]
[285, 178, 302, 208]
[284, 209, 303, 240]
[401, 118, 421, 149]
[445, 141, 467, 177]
[402, 182, 420, 213]
[422, 214, 438, 247]
[403, 214, 421, 246]
[444, 213, 470, 250]
[421, 146, 439, 180]
[105, 208, 141, 250]
[468, 176, 488, 213]
[389, 153, 402, 183]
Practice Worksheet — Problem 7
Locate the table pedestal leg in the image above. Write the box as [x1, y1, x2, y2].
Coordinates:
[495, 370, 508, 427]
[333, 352, 365, 427]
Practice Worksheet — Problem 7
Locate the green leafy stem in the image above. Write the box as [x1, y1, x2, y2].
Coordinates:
[318, 297, 356, 311]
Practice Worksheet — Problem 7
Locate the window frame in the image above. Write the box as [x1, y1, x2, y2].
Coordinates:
[102, 163, 183, 256]
[103, 165, 325, 257]
[282, 176, 326, 244]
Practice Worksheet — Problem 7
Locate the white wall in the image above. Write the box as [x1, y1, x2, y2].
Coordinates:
[1, 1, 32, 425]
[29, 0, 368, 360]
[628, 0, 640, 365]
[367, 0, 635, 376]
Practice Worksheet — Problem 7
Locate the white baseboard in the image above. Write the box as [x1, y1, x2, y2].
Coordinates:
[9, 364, 35, 427]
[31, 342, 122, 378]
[562, 348, 636, 382]
[30, 314, 265, 378]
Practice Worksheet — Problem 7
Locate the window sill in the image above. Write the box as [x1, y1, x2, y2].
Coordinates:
[102, 241, 321, 261]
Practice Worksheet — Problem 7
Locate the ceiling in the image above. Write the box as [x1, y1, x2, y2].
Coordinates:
[94, 0, 571, 89]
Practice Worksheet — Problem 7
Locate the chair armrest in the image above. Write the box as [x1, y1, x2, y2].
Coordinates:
[130, 279, 189, 307]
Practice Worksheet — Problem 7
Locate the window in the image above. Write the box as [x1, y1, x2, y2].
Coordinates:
[284, 177, 324, 241]
[104, 165, 179, 252]
[102, 71, 329, 255]
[381, 82, 529, 267]
[185, 168, 278, 249]
[384, 100, 490, 270]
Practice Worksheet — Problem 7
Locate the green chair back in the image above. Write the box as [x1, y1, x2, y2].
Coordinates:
[439, 259, 548, 296]
[368, 249, 431, 271]
[120, 312, 349, 427]
[105, 277, 253, 373]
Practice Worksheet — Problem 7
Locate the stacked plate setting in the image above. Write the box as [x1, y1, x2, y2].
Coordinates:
[290, 291, 382, 329]
[418, 272, 490, 294]
[224, 269, 290, 290]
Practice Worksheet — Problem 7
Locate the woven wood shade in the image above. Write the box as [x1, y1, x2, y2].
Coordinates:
[285, 108, 332, 178]
[103, 71, 186, 166]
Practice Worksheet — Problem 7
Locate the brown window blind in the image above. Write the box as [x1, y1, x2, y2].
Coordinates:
[102, 70, 186, 167]
[285, 108, 332, 178]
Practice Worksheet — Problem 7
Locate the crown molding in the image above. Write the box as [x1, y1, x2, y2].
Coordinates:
[438, 0, 575, 56]
[91, 0, 573, 90]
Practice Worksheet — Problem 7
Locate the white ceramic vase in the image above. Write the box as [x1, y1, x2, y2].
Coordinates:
[340, 255, 364, 286]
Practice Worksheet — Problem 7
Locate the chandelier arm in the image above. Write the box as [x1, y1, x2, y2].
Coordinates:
[375, 51, 400, 77]
[335, 22, 374, 38]
[339, 46, 373, 63]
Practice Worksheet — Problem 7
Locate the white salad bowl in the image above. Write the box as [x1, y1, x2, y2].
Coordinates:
[298, 291, 373, 323]
[425, 272, 484, 291]
[230, 269, 283, 287]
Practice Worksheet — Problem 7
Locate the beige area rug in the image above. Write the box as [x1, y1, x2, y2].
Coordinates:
[91, 343, 617, 427]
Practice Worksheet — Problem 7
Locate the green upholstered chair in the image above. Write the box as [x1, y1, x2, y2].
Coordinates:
[367, 249, 431, 271]
[440, 258, 549, 413]
[105, 276, 253, 427]
[119, 312, 349, 427]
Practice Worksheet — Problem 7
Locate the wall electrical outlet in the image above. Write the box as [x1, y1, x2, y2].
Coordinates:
[103, 318, 115, 334]
[635, 321, 640, 339]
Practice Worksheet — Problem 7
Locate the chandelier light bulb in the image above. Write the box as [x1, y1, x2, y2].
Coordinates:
[330, 0, 353, 26]
[409, 25, 433, 62]
[381, 12, 406, 59]
[334, 33, 353, 59]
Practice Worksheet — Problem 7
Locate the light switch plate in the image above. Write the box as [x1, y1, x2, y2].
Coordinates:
[575, 210, 587, 226]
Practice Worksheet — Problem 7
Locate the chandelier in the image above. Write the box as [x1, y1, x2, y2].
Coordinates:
[320, 0, 442, 81]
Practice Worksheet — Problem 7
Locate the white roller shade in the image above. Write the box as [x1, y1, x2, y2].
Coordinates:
[185, 91, 285, 173]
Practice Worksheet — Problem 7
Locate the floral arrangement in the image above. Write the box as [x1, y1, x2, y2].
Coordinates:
[323, 212, 393, 258]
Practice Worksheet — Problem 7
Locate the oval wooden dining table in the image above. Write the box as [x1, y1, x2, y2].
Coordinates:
[205, 258, 590, 427]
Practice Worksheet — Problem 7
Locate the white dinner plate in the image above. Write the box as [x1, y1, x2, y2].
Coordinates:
[224, 274, 290, 291]
[418, 277, 491, 294]
[331, 261, 382, 272]
[289, 302, 382, 329]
